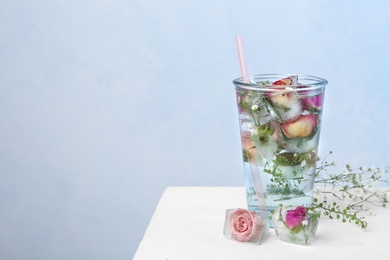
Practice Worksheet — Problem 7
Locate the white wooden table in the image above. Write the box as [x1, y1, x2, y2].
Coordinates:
[134, 187, 390, 260]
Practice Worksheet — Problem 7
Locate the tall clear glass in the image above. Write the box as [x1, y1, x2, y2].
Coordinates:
[233, 74, 327, 219]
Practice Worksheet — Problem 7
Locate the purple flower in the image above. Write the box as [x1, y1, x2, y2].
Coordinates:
[285, 206, 307, 229]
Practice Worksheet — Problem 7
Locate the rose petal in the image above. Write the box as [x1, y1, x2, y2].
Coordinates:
[272, 76, 296, 86]
[285, 211, 303, 229]
[294, 206, 307, 217]
[284, 206, 307, 229]
[303, 94, 324, 110]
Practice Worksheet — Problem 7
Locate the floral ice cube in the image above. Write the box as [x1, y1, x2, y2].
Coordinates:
[272, 75, 297, 86]
[241, 131, 257, 162]
[250, 97, 272, 125]
[282, 129, 321, 153]
[281, 114, 319, 139]
[272, 205, 320, 245]
[223, 208, 269, 244]
[302, 94, 324, 111]
[266, 77, 302, 121]
[250, 124, 278, 160]
[276, 164, 307, 180]
[273, 151, 316, 179]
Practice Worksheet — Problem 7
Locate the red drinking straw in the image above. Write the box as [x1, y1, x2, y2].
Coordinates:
[235, 34, 250, 83]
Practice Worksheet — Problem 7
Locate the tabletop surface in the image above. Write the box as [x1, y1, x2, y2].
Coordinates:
[133, 186, 390, 260]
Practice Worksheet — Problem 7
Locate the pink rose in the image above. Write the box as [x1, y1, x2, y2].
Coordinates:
[297, 85, 325, 111]
[266, 79, 301, 112]
[285, 206, 307, 229]
[230, 209, 259, 242]
[302, 94, 324, 111]
[281, 114, 319, 139]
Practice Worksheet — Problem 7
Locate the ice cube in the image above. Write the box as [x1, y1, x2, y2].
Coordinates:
[275, 101, 302, 122]
[251, 97, 272, 125]
[251, 133, 278, 161]
[277, 165, 306, 180]
[272, 206, 319, 245]
[281, 129, 321, 153]
[265, 90, 302, 122]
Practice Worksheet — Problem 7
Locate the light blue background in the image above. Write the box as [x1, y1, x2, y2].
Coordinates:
[1, 0, 389, 259]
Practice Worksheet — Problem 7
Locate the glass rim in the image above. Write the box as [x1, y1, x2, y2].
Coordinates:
[233, 73, 328, 91]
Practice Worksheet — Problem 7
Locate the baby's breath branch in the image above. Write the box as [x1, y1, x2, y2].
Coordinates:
[312, 151, 390, 229]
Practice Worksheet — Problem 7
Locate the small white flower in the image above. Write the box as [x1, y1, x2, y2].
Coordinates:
[332, 160, 338, 166]
[349, 188, 364, 201]
[301, 160, 307, 167]
[251, 105, 259, 111]
[302, 220, 309, 226]
[262, 158, 267, 164]
[359, 166, 367, 172]
[353, 174, 363, 184]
